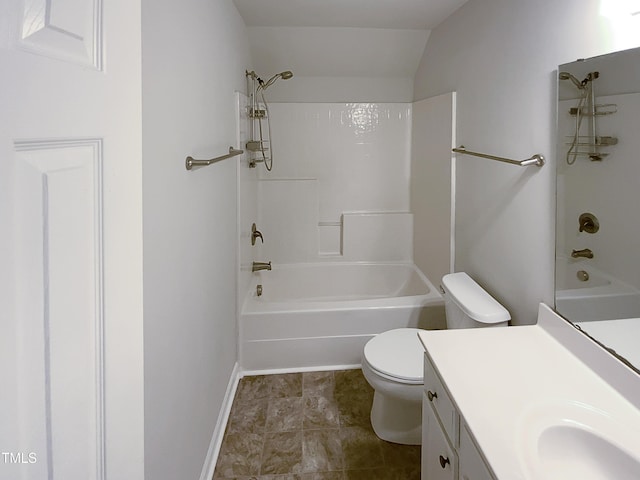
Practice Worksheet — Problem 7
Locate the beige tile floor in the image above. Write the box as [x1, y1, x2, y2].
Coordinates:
[213, 369, 421, 480]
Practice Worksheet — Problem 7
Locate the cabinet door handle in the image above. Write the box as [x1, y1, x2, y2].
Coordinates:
[439, 455, 450, 469]
[427, 390, 438, 401]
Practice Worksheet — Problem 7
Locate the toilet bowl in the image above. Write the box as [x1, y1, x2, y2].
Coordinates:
[361, 272, 510, 445]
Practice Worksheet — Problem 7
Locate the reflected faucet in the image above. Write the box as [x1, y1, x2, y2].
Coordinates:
[571, 248, 594, 259]
[251, 223, 264, 245]
[578, 213, 599, 234]
[252, 261, 271, 272]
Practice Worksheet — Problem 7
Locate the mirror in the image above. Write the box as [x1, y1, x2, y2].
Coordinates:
[555, 46, 640, 371]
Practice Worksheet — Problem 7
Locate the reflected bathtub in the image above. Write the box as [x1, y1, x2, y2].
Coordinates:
[555, 257, 640, 322]
[240, 262, 445, 372]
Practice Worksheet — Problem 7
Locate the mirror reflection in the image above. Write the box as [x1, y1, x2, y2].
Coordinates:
[555, 46, 640, 370]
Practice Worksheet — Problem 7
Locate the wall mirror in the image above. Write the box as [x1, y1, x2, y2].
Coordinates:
[555, 46, 640, 371]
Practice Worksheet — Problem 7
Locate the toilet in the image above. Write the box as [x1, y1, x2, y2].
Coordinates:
[361, 272, 510, 445]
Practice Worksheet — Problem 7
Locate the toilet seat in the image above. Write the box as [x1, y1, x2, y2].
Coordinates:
[363, 328, 424, 384]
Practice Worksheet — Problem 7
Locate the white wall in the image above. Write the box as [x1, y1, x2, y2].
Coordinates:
[248, 26, 428, 77]
[256, 102, 413, 264]
[142, 1, 251, 479]
[246, 26, 428, 102]
[263, 76, 415, 103]
[413, 0, 640, 324]
[411, 93, 455, 285]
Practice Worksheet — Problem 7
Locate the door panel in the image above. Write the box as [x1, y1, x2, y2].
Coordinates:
[0, 0, 143, 479]
[14, 139, 104, 480]
[19, 0, 102, 68]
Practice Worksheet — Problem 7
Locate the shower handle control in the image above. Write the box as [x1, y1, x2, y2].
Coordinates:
[251, 223, 264, 245]
[427, 390, 438, 402]
[579, 213, 599, 234]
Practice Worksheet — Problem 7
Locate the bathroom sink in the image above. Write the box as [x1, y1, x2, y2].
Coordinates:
[516, 401, 640, 480]
[535, 424, 640, 479]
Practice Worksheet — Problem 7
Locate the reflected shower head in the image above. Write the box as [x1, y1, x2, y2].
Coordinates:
[559, 71, 585, 89]
[258, 71, 294, 90]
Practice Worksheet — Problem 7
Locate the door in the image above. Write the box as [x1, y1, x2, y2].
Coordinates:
[0, 1, 144, 479]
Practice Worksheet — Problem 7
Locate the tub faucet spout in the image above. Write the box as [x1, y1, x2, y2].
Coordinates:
[252, 261, 272, 272]
[571, 248, 594, 259]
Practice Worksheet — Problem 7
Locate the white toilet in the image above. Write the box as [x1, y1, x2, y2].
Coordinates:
[361, 272, 510, 445]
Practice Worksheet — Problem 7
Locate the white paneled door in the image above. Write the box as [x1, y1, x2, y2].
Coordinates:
[0, 1, 144, 480]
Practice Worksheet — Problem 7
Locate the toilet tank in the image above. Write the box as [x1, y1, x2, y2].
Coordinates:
[441, 272, 510, 329]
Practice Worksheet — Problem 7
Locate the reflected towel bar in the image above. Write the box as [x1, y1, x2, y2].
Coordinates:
[185, 146, 243, 170]
[452, 145, 545, 167]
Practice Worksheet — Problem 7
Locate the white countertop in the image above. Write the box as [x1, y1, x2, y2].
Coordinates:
[418, 304, 640, 480]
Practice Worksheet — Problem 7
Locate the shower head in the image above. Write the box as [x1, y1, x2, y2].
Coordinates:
[559, 71, 585, 90]
[258, 71, 294, 90]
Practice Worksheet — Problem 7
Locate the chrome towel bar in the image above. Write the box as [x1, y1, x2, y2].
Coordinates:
[452, 145, 544, 167]
[185, 146, 243, 170]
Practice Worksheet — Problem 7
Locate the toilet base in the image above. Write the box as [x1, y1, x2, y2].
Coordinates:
[362, 358, 423, 445]
[370, 390, 422, 445]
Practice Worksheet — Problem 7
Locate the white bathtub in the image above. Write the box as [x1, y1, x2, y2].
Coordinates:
[555, 257, 640, 322]
[240, 262, 445, 372]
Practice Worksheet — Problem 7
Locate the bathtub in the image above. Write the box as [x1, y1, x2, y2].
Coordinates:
[240, 262, 445, 372]
[555, 257, 640, 322]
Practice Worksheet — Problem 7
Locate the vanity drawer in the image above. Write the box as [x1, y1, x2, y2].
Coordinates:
[422, 395, 458, 480]
[424, 354, 459, 446]
[459, 423, 495, 480]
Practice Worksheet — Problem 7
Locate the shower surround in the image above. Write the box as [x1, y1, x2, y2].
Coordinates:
[237, 99, 450, 372]
[255, 102, 413, 263]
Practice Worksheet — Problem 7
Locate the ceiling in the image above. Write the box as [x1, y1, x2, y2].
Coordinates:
[233, 0, 469, 79]
[233, 0, 469, 30]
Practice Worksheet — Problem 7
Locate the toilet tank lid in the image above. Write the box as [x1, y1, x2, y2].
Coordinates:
[442, 272, 511, 323]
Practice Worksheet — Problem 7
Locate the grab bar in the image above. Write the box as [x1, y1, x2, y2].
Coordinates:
[185, 146, 243, 170]
[452, 145, 545, 167]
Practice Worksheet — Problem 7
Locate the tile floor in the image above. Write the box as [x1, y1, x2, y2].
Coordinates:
[213, 369, 421, 480]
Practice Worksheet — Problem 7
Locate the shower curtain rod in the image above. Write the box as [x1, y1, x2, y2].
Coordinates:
[452, 145, 545, 167]
[185, 146, 243, 170]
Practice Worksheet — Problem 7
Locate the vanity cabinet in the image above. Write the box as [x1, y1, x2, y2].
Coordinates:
[418, 305, 640, 479]
[422, 355, 495, 480]
[422, 394, 457, 479]
[459, 425, 494, 480]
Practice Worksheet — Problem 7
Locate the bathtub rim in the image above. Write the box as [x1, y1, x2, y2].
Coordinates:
[241, 261, 443, 315]
[555, 255, 640, 299]
[238, 261, 446, 372]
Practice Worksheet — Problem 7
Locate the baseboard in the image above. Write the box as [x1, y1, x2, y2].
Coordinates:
[241, 363, 362, 377]
[199, 361, 241, 480]
[198, 361, 362, 480]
